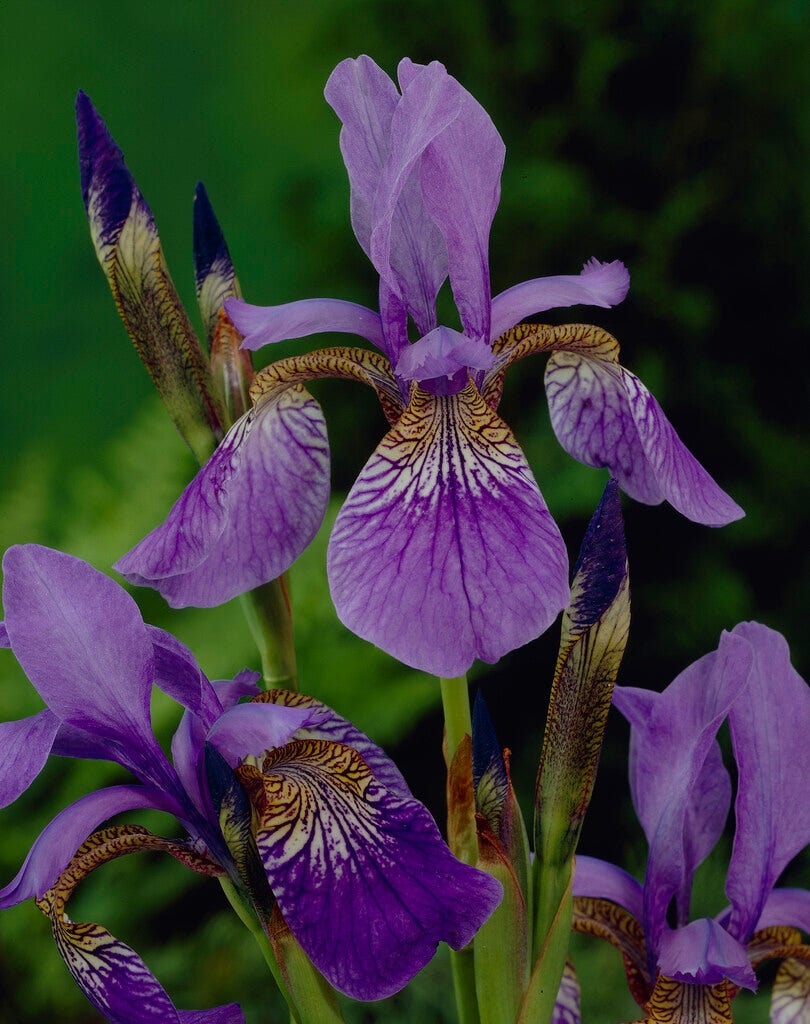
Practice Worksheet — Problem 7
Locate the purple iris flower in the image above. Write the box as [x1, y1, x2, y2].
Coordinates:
[0, 545, 501, 1021]
[572, 622, 810, 1021]
[114, 56, 742, 677]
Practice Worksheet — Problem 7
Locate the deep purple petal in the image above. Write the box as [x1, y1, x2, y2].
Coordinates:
[725, 622, 810, 942]
[2, 545, 158, 756]
[328, 385, 569, 676]
[489, 259, 630, 341]
[545, 354, 744, 525]
[0, 709, 59, 808]
[242, 741, 502, 999]
[367, 60, 460, 331]
[573, 855, 644, 923]
[412, 60, 505, 344]
[657, 918, 756, 990]
[613, 631, 752, 961]
[226, 296, 385, 352]
[115, 387, 330, 607]
[52, 910, 245, 1024]
[76, 90, 133, 241]
[0, 621, 9, 646]
[395, 325, 495, 385]
[754, 888, 810, 934]
[205, 702, 314, 766]
[0, 784, 184, 908]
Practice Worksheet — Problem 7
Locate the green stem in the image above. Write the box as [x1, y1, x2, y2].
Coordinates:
[440, 675, 472, 762]
[240, 572, 297, 690]
[439, 674, 480, 1024]
[219, 878, 300, 1020]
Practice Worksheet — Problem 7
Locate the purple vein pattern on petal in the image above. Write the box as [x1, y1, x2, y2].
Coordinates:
[725, 622, 810, 943]
[226, 297, 385, 352]
[413, 60, 504, 344]
[489, 258, 630, 341]
[178, 1009, 245, 1024]
[573, 855, 644, 923]
[242, 740, 502, 999]
[367, 60, 459, 331]
[0, 784, 184, 907]
[545, 355, 744, 525]
[612, 631, 752, 961]
[2, 545, 156, 754]
[115, 387, 330, 608]
[656, 918, 756, 990]
[327, 384, 569, 676]
[0, 710, 59, 808]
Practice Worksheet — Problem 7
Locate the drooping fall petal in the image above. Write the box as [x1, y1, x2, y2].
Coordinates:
[238, 739, 502, 999]
[327, 382, 569, 676]
[545, 354, 743, 525]
[115, 386, 330, 607]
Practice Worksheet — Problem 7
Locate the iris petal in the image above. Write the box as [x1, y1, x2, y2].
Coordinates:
[227, 296, 385, 352]
[725, 622, 810, 942]
[327, 382, 569, 676]
[116, 386, 330, 607]
[239, 739, 502, 999]
[573, 855, 644, 924]
[2, 545, 159, 758]
[0, 709, 59, 809]
[489, 259, 630, 341]
[657, 918, 756, 990]
[545, 353, 744, 525]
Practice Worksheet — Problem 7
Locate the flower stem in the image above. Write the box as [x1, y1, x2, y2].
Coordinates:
[440, 675, 472, 762]
[439, 674, 480, 1024]
[240, 571, 297, 690]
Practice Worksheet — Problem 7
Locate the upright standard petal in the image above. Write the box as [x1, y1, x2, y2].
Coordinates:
[116, 386, 330, 607]
[545, 354, 744, 525]
[238, 739, 502, 999]
[327, 383, 569, 676]
[725, 623, 810, 943]
[408, 58, 505, 344]
[2, 545, 158, 757]
[489, 259, 630, 341]
[613, 632, 752, 964]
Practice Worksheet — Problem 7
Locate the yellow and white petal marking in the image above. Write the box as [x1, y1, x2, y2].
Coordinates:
[640, 976, 734, 1024]
[327, 381, 569, 677]
[36, 826, 222, 1021]
[572, 896, 651, 1008]
[250, 345, 405, 426]
[237, 738, 502, 1000]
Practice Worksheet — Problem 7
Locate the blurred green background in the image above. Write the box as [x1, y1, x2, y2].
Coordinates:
[1, 0, 808, 1020]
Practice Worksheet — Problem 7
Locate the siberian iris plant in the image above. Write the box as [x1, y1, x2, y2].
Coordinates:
[111, 55, 743, 678]
[0, 545, 501, 1022]
[572, 622, 810, 1023]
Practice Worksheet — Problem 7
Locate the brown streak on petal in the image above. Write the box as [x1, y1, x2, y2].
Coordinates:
[641, 975, 734, 1024]
[572, 895, 650, 1008]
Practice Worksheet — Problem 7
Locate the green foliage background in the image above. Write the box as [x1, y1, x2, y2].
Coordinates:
[1, 0, 808, 1020]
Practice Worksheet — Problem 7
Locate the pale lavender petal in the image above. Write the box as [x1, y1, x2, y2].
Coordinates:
[2, 545, 157, 755]
[243, 742, 502, 999]
[0, 709, 59, 808]
[0, 784, 184, 907]
[395, 325, 495, 384]
[613, 631, 752, 961]
[755, 888, 810, 933]
[414, 60, 505, 344]
[205, 702, 315, 766]
[327, 386, 569, 676]
[368, 60, 460, 330]
[226, 296, 385, 352]
[489, 259, 630, 341]
[657, 918, 756, 990]
[573, 855, 644, 923]
[213, 669, 262, 710]
[545, 354, 744, 525]
[147, 626, 222, 726]
[116, 387, 330, 607]
[725, 622, 810, 943]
